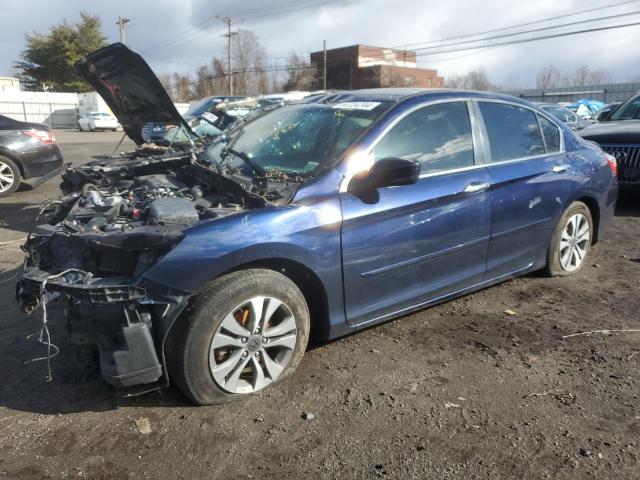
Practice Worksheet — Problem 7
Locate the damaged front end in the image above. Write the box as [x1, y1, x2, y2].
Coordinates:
[17, 157, 272, 389]
[16, 41, 304, 392]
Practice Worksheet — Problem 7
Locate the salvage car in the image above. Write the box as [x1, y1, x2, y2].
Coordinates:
[580, 92, 640, 186]
[537, 103, 591, 130]
[16, 43, 618, 405]
[0, 114, 63, 197]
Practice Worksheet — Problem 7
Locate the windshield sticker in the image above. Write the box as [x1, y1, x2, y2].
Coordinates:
[332, 102, 381, 111]
[201, 112, 218, 122]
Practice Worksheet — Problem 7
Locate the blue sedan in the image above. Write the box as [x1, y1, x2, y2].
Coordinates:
[19, 89, 618, 404]
[153, 89, 617, 403]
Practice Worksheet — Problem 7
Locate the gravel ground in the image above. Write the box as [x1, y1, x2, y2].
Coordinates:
[0, 131, 638, 480]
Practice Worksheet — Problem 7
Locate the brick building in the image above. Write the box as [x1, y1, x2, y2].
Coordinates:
[310, 45, 444, 90]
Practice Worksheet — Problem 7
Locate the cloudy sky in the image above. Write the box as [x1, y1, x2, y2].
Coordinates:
[2, 0, 640, 88]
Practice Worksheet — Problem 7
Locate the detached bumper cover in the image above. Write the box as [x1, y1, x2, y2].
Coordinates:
[17, 267, 163, 388]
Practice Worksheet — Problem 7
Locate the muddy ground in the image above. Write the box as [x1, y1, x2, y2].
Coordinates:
[0, 131, 638, 479]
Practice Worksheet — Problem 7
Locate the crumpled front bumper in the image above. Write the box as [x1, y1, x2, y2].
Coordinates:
[17, 266, 166, 388]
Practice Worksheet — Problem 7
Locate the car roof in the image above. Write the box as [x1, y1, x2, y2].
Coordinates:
[304, 88, 536, 107]
[536, 103, 569, 109]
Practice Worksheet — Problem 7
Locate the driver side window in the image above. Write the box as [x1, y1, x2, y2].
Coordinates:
[372, 102, 475, 174]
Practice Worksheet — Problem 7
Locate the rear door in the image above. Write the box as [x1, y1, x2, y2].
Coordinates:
[476, 101, 571, 279]
[340, 100, 492, 326]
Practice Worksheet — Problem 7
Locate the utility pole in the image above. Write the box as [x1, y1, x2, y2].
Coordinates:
[116, 16, 130, 44]
[323, 40, 327, 91]
[218, 16, 238, 96]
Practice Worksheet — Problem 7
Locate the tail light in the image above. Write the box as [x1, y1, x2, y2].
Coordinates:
[604, 152, 618, 177]
[22, 129, 56, 145]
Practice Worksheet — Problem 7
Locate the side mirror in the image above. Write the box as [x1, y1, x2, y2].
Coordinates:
[348, 157, 420, 192]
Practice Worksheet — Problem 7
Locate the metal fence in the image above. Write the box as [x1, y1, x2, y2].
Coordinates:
[0, 101, 77, 128]
[505, 82, 640, 104]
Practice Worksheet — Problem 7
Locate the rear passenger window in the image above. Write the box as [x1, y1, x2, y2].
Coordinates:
[372, 102, 474, 174]
[537, 115, 561, 153]
[479, 102, 545, 162]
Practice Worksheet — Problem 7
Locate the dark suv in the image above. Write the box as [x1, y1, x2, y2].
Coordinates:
[580, 93, 640, 186]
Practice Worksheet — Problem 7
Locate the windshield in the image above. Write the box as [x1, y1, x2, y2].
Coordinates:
[184, 98, 219, 119]
[543, 106, 576, 123]
[208, 101, 392, 175]
[610, 95, 640, 121]
[163, 117, 221, 141]
[183, 96, 249, 119]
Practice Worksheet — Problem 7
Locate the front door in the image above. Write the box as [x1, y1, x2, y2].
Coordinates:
[340, 100, 492, 326]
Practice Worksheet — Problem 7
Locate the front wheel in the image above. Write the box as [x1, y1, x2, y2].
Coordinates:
[544, 201, 593, 277]
[166, 269, 310, 405]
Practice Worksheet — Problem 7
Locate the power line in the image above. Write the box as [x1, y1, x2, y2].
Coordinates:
[413, 18, 640, 58]
[406, 8, 640, 55]
[142, 0, 340, 58]
[154, 0, 640, 71]
[294, 4, 640, 68]
[164, 17, 640, 91]
[392, 0, 640, 51]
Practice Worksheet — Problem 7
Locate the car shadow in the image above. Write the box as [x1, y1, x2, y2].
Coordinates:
[615, 190, 640, 217]
[0, 202, 43, 235]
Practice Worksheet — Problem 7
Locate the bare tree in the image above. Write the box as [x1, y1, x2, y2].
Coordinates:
[229, 29, 269, 95]
[194, 65, 213, 99]
[158, 73, 176, 100]
[212, 57, 228, 94]
[444, 69, 493, 91]
[172, 73, 193, 103]
[584, 67, 611, 86]
[535, 64, 612, 89]
[282, 52, 314, 91]
[536, 65, 561, 89]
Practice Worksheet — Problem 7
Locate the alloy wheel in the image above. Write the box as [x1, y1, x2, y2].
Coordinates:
[559, 213, 590, 272]
[209, 296, 297, 394]
[0, 161, 15, 193]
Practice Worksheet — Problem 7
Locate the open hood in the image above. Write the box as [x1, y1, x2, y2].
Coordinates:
[75, 43, 194, 145]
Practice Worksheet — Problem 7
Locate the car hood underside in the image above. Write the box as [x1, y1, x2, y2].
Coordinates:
[75, 42, 194, 145]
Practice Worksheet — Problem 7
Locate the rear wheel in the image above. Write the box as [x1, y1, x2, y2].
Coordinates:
[0, 156, 21, 197]
[166, 269, 310, 405]
[544, 201, 593, 276]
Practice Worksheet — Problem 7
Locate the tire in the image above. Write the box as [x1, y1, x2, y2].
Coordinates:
[166, 269, 310, 405]
[0, 156, 22, 198]
[543, 201, 593, 277]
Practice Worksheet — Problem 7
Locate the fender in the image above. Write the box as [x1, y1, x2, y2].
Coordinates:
[142, 190, 346, 326]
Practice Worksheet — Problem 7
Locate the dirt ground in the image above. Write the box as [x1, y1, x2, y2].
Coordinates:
[0, 131, 638, 480]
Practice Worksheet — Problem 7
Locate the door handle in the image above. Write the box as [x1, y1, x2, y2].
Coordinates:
[463, 181, 491, 193]
[552, 164, 568, 173]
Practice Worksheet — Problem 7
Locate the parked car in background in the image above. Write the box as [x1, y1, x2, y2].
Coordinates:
[538, 103, 591, 130]
[0, 114, 63, 197]
[17, 45, 619, 406]
[595, 102, 622, 122]
[141, 96, 254, 143]
[580, 92, 640, 186]
[78, 111, 119, 131]
[258, 91, 313, 103]
[182, 95, 251, 123]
